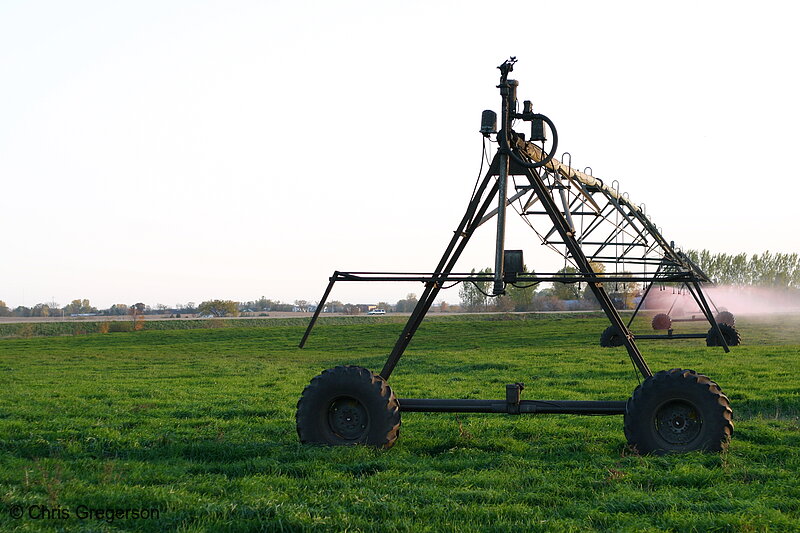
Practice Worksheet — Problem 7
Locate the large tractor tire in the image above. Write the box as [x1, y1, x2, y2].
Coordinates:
[600, 325, 624, 347]
[715, 311, 735, 327]
[296, 365, 401, 448]
[706, 324, 741, 347]
[651, 313, 672, 330]
[624, 368, 733, 454]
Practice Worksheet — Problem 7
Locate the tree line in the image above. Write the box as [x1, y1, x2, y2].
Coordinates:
[0, 297, 295, 319]
[686, 250, 800, 288]
[1, 251, 795, 319]
[456, 265, 634, 312]
[0, 295, 420, 319]
[457, 249, 800, 312]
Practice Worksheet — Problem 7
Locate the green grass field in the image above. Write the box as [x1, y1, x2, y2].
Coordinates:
[1, 313, 798, 532]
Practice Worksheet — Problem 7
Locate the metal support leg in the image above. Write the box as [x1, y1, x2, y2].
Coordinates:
[523, 167, 652, 379]
[493, 151, 510, 295]
[626, 261, 665, 328]
[688, 280, 730, 353]
[380, 173, 501, 380]
[298, 273, 338, 348]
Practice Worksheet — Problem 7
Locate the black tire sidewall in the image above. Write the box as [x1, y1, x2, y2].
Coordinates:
[716, 311, 735, 326]
[707, 324, 740, 347]
[626, 371, 731, 454]
[651, 313, 672, 330]
[297, 367, 398, 446]
[601, 326, 623, 347]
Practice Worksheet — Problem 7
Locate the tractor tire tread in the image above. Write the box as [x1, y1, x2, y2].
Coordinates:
[706, 324, 741, 347]
[296, 365, 401, 449]
[624, 368, 733, 454]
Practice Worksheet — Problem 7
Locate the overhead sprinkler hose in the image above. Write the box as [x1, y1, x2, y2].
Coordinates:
[497, 113, 558, 169]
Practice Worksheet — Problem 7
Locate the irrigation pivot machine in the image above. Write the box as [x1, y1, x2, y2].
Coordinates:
[298, 58, 737, 454]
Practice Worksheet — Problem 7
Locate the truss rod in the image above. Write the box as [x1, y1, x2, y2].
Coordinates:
[520, 166, 652, 379]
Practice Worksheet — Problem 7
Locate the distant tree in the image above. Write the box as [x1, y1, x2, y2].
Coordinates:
[326, 300, 344, 313]
[64, 300, 79, 315]
[342, 303, 361, 315]
[185, 302, 198, 313]
[581, 262, 605, 306]
[64, 299, 97, 315]
[458, 265, 537, 311]
[395, 293, 419, 313]
[107, 304, 129, 316]
[459, 268, 491, 311]
[294, 300, 309, 312]
[253, 296, 269, 311]
[494, 294, 515, 312]
[249, 299, 293, 312]
[505, 265, 537, 311]
[0, 300, 10, 316]
[530, 288, 566, 311]
[589, 261, 606, 274]
[687, 249, 800, 288]
[439, 301, 450, 313]
[130, 302, 147, 315]
[376, 301, 391, 312]
[198, 300, 240, 317]
[31, 303, 51, 317]
[553, 266, 581, 300]
[13, 306, 31, 317]
[155, 303, 168, 313]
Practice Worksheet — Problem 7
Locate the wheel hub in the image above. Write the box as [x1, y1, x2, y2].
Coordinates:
[328, 397, 369, 440]
[655, 400, 701, 445]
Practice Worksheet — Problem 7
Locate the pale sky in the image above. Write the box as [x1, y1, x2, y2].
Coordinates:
[2, 1, 799, 309]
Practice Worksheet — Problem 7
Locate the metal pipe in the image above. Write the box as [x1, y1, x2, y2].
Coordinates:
[398, 398, 626, 415]
[492, 77, 517, 295]
[689, 280, 730, 353]
[558, 183, 575, 232]
[399, 399, 507, 413]
[477, 188, 529, 228]
[634, 333, 708, 340]
[520, 400, 626, 415]
[493, 152, 510, 295]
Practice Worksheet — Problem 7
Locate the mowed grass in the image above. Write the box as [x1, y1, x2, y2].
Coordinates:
[0, 313, 798, 532]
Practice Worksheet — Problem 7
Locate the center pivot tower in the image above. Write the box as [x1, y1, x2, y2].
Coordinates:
[296, 58, 734, 455]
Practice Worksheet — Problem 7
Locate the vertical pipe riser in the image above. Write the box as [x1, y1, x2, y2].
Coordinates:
[493, 153, 509, 295]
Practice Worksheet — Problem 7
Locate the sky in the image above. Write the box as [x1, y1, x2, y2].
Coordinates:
[1, 1, 799, 310]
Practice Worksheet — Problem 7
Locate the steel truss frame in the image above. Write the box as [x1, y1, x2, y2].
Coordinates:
[299, 58, 731, 417]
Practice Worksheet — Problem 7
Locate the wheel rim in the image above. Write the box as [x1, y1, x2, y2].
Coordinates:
[654, 400, 702, 445]
[328, 397, 370, 440]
